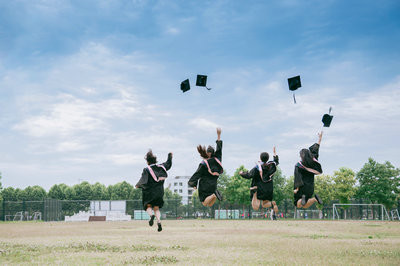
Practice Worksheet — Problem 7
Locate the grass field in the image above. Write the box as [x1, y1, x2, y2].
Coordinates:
[0, 220, 399, 265]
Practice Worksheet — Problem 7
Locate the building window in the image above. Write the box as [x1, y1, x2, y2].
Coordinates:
[174, 182, 177, 186]
[188, 190, 193, 195]
[179, 189, 183, 193]
[179, 182, 183, 186]
[174, 189, 177, 193]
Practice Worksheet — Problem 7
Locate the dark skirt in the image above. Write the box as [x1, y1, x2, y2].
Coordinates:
[250, 186, 273, 201]
[293, 183, 314, 206]
[142, 186, 164, 210]
[198, 177, 218, 202]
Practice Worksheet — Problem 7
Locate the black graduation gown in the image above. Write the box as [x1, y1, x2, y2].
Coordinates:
[240, 156, 279, 201]
[188, 140, 223, 202]
[293, 143, 322, 206]
[136, 154, 172, 210]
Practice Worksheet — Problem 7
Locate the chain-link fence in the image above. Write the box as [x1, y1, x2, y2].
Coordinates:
[0, 198, 396, 222]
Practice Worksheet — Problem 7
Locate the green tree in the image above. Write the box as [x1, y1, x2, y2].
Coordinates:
[48, 184, 67, 200]
[356, 158, 400, 209]
[16, 186, 47, 201]
[283, 175, 294, 201]
[1, 187, 18, 201]
[272, 167, 287, 205]
[92, 182, 108, 200]
[216, 171, 230, 196]
[314, 175, 335, 209]
[225, 166, 251, 205]
[332, 167, 357, 204]
[72, 181, 92, 200]
[107, 181, 134, 200]
[0, 172, 2, 201]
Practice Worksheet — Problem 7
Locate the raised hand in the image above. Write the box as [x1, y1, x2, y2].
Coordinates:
[217, 127, 222, 140]
[273, 146, 276, 156]
[318, 131, 323, 145]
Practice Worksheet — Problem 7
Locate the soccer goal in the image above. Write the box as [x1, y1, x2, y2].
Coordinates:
[332, 204, 391, 221]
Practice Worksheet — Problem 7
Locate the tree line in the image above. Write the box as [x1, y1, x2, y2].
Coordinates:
[1, 158, 399, 210]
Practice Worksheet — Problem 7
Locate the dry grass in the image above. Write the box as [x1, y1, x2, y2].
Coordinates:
[0, 220, 399, 265]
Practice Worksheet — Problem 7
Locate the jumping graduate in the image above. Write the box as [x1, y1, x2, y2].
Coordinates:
[135, 150, 173, 232]
[293, 132, 323, 209]
[188, 128, 223, 207]
[239, 147, 279, 219]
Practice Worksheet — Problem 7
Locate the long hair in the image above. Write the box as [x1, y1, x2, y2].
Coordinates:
[197, 145, 209, 159]
[299, 148, 315, 168]
[260, 152, 269, 163]
[145, 149, 157, 165]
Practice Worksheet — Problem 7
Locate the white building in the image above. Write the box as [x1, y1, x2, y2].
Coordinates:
[166, 176, 194, 204]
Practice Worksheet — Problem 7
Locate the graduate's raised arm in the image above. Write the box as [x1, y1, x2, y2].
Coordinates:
[162, 152, 173, 170]
[217, 127, 221, 141]
[273, 146, 279, 165]
[215, 127, 223, 161]
[318, 131, 323, 145]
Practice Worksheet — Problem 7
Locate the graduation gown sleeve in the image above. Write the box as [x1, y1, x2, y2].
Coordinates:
[293, 165, 304, 188]
[214, 140, 223, 161]
[309, 143, 320, 160]
[313, 161, 323, 174]
[240, 167, 257, 180]
[273, 155, 279, 166]
[136, 168, 149, 189]
[188, 164, 205, 188]
[162, 153, 173, 171]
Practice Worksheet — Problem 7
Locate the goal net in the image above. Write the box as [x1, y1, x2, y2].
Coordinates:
[332, 204, 391, 220]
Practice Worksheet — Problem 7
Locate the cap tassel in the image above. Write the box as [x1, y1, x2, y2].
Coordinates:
[206, 86, 212, 90]
[293, 93, 296, 104]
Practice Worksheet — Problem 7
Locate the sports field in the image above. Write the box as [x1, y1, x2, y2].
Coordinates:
[0, 220, 399, 265]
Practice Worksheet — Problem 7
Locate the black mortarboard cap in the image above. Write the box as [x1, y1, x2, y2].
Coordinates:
[181, 79, 190, 93]
[288, 75, 301, 91]
[196, 74, 211, 90]
[288, 75, 301, 104]
[322, 107, 333, 127]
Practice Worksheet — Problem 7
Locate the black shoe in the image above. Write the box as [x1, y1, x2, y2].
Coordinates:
[215, 190, 223, 201]
[315, 194, 323, 205]
[301, 195, 306, 206]
[149, 215, 155, 226]
[157, 223, 162, 232]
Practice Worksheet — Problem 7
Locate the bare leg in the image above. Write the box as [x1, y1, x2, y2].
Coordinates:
[153, 206, 161, 223]
[262, 200, 272, 208]
[208, 195, 217, 207]
[302, 198, 317, 209]
[296, 199, 303, 208]
[252, 192, 260, 210]
[202, 194, 217, 207]
[146, 205, 153, 216]
[272, 201, 279, 213]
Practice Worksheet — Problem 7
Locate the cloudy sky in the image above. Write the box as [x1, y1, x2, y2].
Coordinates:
[1, 0, 399, 189]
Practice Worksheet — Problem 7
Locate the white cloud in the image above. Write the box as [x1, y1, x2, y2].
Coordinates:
[189, 118, 219, 131]
[165, 27, 180, 35]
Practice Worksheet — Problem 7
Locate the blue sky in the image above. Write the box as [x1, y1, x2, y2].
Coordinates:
[1, 0, 399, 189]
